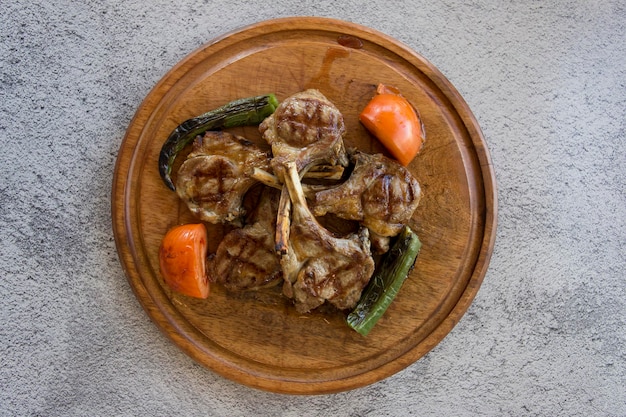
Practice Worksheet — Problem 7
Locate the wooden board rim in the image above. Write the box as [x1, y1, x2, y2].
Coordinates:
[112, 16, 497, 394]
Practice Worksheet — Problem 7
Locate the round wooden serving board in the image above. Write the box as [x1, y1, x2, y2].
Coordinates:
[112, 17, 497, 394]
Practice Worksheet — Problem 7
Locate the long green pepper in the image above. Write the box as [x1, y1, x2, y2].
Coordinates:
[347, 226, 422, 336]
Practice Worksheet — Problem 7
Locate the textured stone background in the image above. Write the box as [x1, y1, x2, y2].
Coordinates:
[1, 1, 625, 416]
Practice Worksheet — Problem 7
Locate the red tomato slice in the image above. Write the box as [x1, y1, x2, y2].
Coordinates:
[359, 84, 424, 166]
[159, 223, 209, 299]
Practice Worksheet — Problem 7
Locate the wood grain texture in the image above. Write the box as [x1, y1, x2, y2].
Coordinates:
[111, 17, 497, 394]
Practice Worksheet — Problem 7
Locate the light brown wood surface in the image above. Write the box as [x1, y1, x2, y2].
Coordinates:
[112, 17, 497, 394]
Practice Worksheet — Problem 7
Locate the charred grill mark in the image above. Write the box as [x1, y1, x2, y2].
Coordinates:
[308, 151, 420, 238]
[276, 97, 344, 147]
[176, 130, 272, 225]
[216, 229, 281, 290]
[380, 174, 392, 221]
[190, 158, 237, 203]
[281, 161, 375, 312]
[361, 172, 419, 223]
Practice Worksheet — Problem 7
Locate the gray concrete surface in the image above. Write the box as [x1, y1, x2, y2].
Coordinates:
[1, 1, 625, 416]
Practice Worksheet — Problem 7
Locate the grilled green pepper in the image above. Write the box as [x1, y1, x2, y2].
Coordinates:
[347, 226, 422, 336]
[158, 93, 279, 190]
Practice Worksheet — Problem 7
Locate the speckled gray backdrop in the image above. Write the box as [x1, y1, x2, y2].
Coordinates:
[1, 1, 625, 416]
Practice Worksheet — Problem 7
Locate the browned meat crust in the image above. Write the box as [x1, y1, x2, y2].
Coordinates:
[279, 162, 375, 313]
[175, 131, 271, 225]
[309, 151, 421, 238]
[210, 187, 282, 292]
[259, 89, 349, 180]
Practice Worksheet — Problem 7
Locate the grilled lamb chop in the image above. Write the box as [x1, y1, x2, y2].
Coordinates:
[309, 151, 421, 242]
[259, 89, 349, 180]
[279, 162, 375, 313]
[176, 131, 271, 225]
[209, 187, 282, 292]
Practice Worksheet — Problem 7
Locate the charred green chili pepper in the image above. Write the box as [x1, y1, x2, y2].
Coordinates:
[347, 226, 422, 336]
[158, 93, 279, 190]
